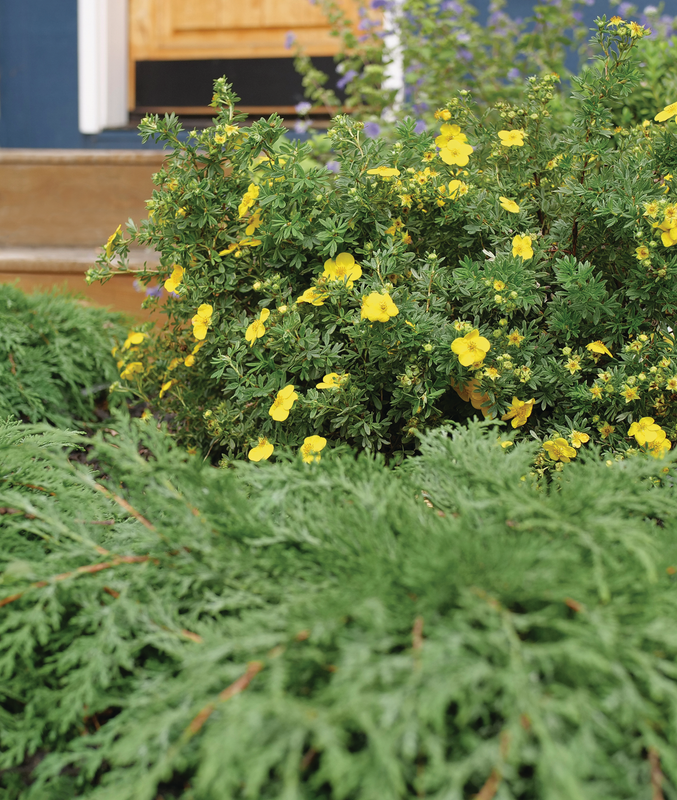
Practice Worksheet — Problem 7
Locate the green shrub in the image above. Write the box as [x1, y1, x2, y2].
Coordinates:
[0, 285, 126, 428]
[2, 419, 677, 798]
[92, 20, 677, 468]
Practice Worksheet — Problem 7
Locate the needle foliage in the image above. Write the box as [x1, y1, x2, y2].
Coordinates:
[2, 418, 677, 798]
[0, 284, 126, 428]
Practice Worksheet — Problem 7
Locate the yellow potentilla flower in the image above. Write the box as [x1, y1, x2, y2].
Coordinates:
[666, 376, 677, 391]
[448, 179, 468, 198]
[609, 16, 624, 25]
[297, 287, 328, 306]
[586, 340, 612, 357]
[590, 385, 603, 399]
[501, 397, 535, 428]
[367, 166, 401, 177]
[571, 430, 590, 448]
[566, 358, 581, 375]
[543, 438, 577, 463]
[191, 303, 214, 340]
[499, 197, 520, 213]
[622, 385, 640, 402]
[120, 361, 144, 380]
[484, 366, 501, 380]
[512, 234, 533, 260]
[629, 21, 643, 37]
[435, 108, 452, 121]
[123, 331, 145, 350]
[385, 218, 405, 235]
[507, 330, 524, 347]
[164, 264, 184, 293]
[361, 291, 399, 322]
[184, 341, 205, 367]
[498, 129, 525, 147]
[323, 252, 362, 288]
[269, 385, 299, 422]
[648, 436, 671, 458]
[159, 379, 174, 398]
[245, 209, 263, 236]
[655, 102, 677, 123]
[439, 139, 474, 166]
[245, 307, 271, 347]
[644, 201, 659, 218]
[238, 183, 260, 218]
[628, 416, 664, 446]
[105, 224, 122, 259]
[598, 422, 614, 439]
[316, 372, 347, 389]
[635, 245, 650, 260]
[451, 329, 491, 367]
[168, 357, 182, 371]
[248, 437, 274, 462]
[493, 279, 506, 291]
[300, 435, 327, 463]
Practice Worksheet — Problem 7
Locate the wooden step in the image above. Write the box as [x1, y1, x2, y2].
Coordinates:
[0, 148, 165, 247]
[0, 246, 160, 319]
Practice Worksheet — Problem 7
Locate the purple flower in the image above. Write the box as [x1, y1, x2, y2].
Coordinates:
[572, 10, 583, 21]
[285, 31, 296, 49]
[336, 69, 358, 90]
[146, 285, 163, 298]
[458, 48, 473, 62]
[583, 0, 595, 5]
[507, 67, 520, 80]
[371, 0, 393, 9]
[326, 160, 340, 173]
[295, 101, 312, 115]
[133, 279, 144, 293]
[294, 119, 311, 135]
[618, 2, 634, 16]
[441, 0, 463, 14]
[456, 29, 471, 42]
[414, 120, 427, 134]
[363, 121, 381, 138]
[412, 101, 429, 113]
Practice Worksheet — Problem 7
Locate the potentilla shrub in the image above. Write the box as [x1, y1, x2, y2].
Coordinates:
[3, 419, 677, 799]
[93, 19, 677, 469]
[0, 284, 126, 427]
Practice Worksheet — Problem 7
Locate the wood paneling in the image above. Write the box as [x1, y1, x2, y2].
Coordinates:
[129, 0, 360, 109]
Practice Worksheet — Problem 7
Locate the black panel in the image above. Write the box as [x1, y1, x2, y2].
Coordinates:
[135, 57, 344, 108]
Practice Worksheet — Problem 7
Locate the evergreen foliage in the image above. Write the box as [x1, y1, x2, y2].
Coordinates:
[3, 418, 677, 798]
[0, 284, 126, 427]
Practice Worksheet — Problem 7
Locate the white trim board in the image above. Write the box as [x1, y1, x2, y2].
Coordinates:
[77, 0, 129, 134]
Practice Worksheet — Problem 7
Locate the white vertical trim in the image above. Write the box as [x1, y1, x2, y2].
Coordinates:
[78, 0, 128, 134]
[382, 0, 404, 119]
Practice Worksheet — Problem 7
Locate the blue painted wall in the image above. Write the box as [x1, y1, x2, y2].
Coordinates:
[0, 0, 615, 149]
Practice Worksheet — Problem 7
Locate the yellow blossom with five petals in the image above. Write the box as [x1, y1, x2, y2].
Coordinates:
[191, 304, 214, 340]
[499, 197, 520, 213]
[245, 307, 271, 346]
[248, 437, 274, 462]
[300, 435, 327, 463]
[361, 292, 399, 322]
[323, 252, 362, 288]
[269, 385, 299, 422]
[512, 235, 533, 260]
[451, 329, 491, 367]
[164, 265, 184, 293]
[501, 397, 535, 428]
[543, 438, 577, 462]
[498, 130, 525, 147]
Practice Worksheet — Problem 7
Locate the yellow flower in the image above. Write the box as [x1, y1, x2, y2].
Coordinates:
[451, 329, 491, 367]
[245, 209, 263, 236]
[437, 123, 467, 143]
[123, 331, 145, 350]
[498, 129, 525, 147]
[238, 183, 260, 218]
[598, 422, 614, 439]
[297, 287, 328, 306]
[635, 245, 650, 260]
[622, 385, 640, 403]
[629, 21, 643, 37]
[667, 376, 677, 391]
[120, 361, 143, 380]
[192, 303, 214, 340]
[184, 341, 205, 367]
[248, 437, 274, 462]
[499, 197, 520, 213]
[590, 385, 603, 399]
[644, 201, 659, 218]
[439, 139, 474, 166]
[367, 166, 400, 177]
[609, 15, 624, 25]
[507, 330, 524, 347]
[164, 264, 184, 293]
[168, 357, 182, 371]
[628, 416, 664, 446]
[543, 438, 577, 463]
[300, 435, 327, 463]
[566, 357, 581, 374]
[323, 252, 362, 288]
[316, 372, 347, 389]
[435, 108, 452, 121]
[501, 397, 535, 428]
[361, 291, 399, 322]
[571, 430, 590, 448]
[159, 379, 174, 398]
[493, 279, 505, 291]
[245, 307, 271, 347]
[385, 218, 405, 235]
[512, 234, 534, 260]
[269, 385, 299, 422]
[105, 224, 122, 258]
[448, 180, 469, 199]
[484, 366, 500, 380]
[648, 436, 672, 458]
[655, 102, 677, 123]
[661, 225, 677, 248]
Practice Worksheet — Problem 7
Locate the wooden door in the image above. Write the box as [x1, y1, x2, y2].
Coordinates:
[129, 0, 361, 113]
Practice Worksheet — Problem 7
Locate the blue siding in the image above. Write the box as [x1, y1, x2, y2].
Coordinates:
[0, 0, 613, 149]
